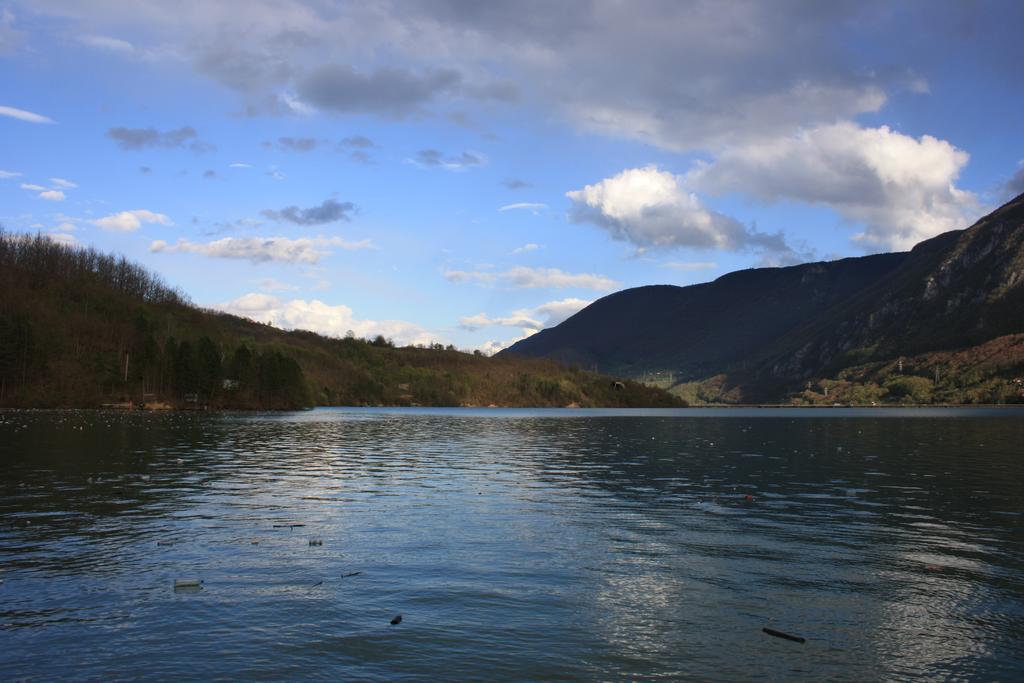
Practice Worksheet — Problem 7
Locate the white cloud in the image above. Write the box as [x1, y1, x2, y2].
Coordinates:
[661, 261, 718, 271]
[150, 235, 372, 263]
[460, 297, 592, 332]
[55, 222, 77, 232]
[39, 190, 65, 201]
[567, 166, 787, 253]
[511, 243, 541, 254]
[92, 209, 172, 231]
[229, 162, 252, 168]
[0, 169, 20, 178]
[78, 34, 135, 53]
[217, 293, 439, 346]
[477, 331, 537, 356]
[20, 183, 45, 191]
[444, 266, 618, 291]
[258, 278, 299, 292]
[506, 266, 617, 290]
[687, 122, 980, 251]
[442, 269, 496, 285]
[0, 105, 55, 124]
[459, 311, 540, 331]
[50, 177, 77, 188]
[47, 232, 78, 246]
[499, 202, 547, 213]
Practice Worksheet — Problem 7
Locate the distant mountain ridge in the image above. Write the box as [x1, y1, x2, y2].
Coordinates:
[502, 193, 1024, 402]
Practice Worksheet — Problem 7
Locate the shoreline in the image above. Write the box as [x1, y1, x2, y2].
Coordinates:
[2, 402, 1023, 412]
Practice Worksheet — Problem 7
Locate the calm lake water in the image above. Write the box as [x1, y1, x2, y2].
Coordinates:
[2, 407, 1023, 681]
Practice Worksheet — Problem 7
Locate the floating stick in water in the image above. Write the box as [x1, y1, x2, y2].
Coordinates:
[762, 627, 805, 643]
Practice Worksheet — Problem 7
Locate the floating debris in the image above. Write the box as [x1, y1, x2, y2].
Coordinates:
[762, 627, 805, 644]
[273, 524, 306, 529]
[309, 539, 323, 546]
[390, 615, 402, 625]
[311, 580, 323, 587]
[343, 571, 362, 578]
[251, 539, 260, 545]
[174, 579, 203, 590]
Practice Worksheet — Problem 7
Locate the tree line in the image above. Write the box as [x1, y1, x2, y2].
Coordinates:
[0, 229, 311, 409]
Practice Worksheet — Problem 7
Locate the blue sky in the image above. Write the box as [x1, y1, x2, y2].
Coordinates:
[1, 1, 1022, 351]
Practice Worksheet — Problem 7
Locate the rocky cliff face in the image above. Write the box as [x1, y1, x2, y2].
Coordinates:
[766, 193, 1024, 382]
[503, 194, 1024, 400]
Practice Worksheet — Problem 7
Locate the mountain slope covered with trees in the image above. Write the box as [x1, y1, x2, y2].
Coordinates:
[0, 230, 680, 409]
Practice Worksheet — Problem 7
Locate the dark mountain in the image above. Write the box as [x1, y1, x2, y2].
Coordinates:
[502, 193, 1024, 402]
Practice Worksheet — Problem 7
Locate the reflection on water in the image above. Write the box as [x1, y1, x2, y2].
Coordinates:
[2, 408, 1023, 680]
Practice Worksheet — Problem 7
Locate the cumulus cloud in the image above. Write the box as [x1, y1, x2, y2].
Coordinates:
[217, 292, 438, 346]
[261, 198, 357, 225]
[567, 166, 789, 253]
[150, 235, 371, 263]
[459, 297, 592, 332]
[511, 243, 541, 254]
[413, 148, 485, 171]
[687, 122, 980, 251]
[92, 209, 172, 231]
[106, 125, 214, 153]
[0, 105, 54, 124]
[444, 266, 618, 291]
[39, 189, 65, 201]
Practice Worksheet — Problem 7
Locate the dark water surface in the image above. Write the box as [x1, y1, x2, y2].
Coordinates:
[2, 407, 1023, 681]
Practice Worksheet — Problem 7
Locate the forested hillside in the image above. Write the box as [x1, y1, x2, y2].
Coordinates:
[0, 230, 681, 410]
